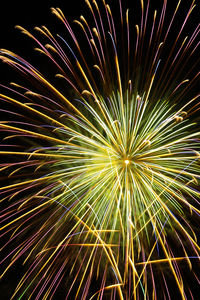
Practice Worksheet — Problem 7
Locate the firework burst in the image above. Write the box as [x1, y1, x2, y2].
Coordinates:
[0, 0, 200, 299]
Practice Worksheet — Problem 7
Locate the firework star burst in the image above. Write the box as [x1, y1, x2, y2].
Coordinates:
[0, 0, 200, 299]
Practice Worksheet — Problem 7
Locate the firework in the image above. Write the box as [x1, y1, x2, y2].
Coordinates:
[0, 0, 200, 299]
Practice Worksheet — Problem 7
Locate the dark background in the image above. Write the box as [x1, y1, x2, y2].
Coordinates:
[0, 0, 199, 299]
[0, 0, 82, 83]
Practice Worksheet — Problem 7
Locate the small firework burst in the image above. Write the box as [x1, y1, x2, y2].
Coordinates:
[0, 0, 200, 299]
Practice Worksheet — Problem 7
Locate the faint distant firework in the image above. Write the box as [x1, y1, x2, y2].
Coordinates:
[0, 0, 199, 299]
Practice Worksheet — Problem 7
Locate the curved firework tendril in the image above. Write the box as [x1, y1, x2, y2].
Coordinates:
[0, 0, 200, 299]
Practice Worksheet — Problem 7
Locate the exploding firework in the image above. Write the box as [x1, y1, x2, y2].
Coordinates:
[0, 0, 200, 299]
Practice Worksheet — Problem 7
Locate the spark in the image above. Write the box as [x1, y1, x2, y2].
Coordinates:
[0, 0, 199, 299]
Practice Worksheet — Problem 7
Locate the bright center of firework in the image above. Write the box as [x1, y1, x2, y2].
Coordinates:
[124, 159, 130, 165]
